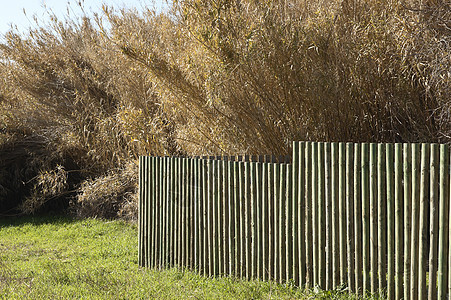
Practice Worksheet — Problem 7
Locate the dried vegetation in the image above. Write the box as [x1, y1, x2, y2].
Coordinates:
[0, 0, 449, 218]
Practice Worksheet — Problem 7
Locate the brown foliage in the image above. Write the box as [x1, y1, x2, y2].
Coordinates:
[0, 0, 449, 217]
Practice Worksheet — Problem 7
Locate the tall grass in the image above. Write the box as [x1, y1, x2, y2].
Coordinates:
[0, 0, 449, 217]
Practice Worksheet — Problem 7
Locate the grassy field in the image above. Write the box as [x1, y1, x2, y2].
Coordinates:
[0, 216, 365, 299]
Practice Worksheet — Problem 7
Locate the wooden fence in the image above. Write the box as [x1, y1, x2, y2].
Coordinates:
[138, 142, 450, 299]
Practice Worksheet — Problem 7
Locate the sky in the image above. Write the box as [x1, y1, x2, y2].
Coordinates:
[0, 0, 168, 34]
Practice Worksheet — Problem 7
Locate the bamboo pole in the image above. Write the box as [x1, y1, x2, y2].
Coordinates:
[239, 161, 246, 278]
[138, 157, 143, 266]
[208, 159, 214, 276]
[228, 160, 234, 277]
[274, 162, 280, 283]
[353, 144, 362, 294]
[223, 159, 229, 276]
[234, 161, 241, 277]
[256, 162, 263, 279]
[410, 144, 421, 300]
[305, 142, 313, 287]
[386, 144, 395, 300]
[394, 144, 403, 300]
[318, 142, 326, 289]
[262, 162, 269, 281]
[169, 158, 174, 267]
[418, 143, 429, 300]
[312, 142, 318, 286]
[428, 144, 439, 300]
[292, 142, 300, 286]
[286, 163, 293, 283]
[164, 157, 170, 268]
[346, 143, 355, 293]
[361, 143, 370, 294]
[325, 142, 332, 291]
[268, 163, 275, 281]
[403, 144, 412, 300]
[369, 143, 377, 294]
[217, 159, 223, 275]
[298, 142, 306, 287]
[377, 143, 387, 296]
[331, 142, 339, 288]
[202, 159, 208, 276]
[158, 157, 164, 269]
[339, 142, 347, 286]
[437, 144, 449, 299]
[250, 162, 258, 279]
[279, 163, 287, 283]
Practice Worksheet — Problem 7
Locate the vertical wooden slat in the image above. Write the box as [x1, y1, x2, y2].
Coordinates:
[386, 143, 395, 300]
[318, 142, 326, 289]
[298, 142, 306, 287]
[331, 142, 339, 289]
[245, 161, 252, 280]
[410, 143, 421, 300]
[150, 157, 155, 268]
[418, 143, 429, 300]
[250, 162, 258, 279]
[169, 158, 174, 267]
[239, 161, 246, 278]
[346, 143, 355, 293]
[403, 144, 412, 300]
[325, 142, 333, 291]
[268, 162, 275, 281]
[223, 159, 229, 276]
[217, 159, 223, 275]
[339, 142, 347, 286]
[305, 142, 313, 287]
[273, 162, 280, 283]
[193, 158, 199, 270]
[286, 163, 293, 283]
[437, 144, 449, 299]
[394, 144, 403, 300]
[353, 144, 363, 294]
[208, 159, 214, 276]
[361, 143, 370, 294]
[157, 157, 165, 270]
[190, 158, 195, 269]
[164, 157, 169, 268]
[202, 159, 208, 276]
[292, 142, 300, 286]
[377, 143, 387, 295]
[256, 162, 263, 279]
[279, 163, 287, 283]
[312, 142, 318, 286]
[448, 149, 451, 300]
[262, 162, 269, 281]
[138, 157, 143, 267]
[428, 144, 439, 300]
[369, 143, 378, 294]
[233, 161, 240, 277]
[213, 159, 220, 276]
[228, 160, 234, 276]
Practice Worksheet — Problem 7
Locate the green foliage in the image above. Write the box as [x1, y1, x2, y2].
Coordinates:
[0, 216, 371, 299]
[0, 0, 449, 217]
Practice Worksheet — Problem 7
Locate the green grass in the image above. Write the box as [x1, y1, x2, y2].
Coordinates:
[0, 216, 363, 299]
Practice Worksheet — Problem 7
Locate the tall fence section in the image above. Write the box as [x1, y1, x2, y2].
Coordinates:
[138, 142, 450, 299]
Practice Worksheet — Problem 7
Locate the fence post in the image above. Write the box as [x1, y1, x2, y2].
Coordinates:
[394, 144, 403, 300]
[418, 143, 430, 300]
[377, 143, 387, 296]
[346, 142, 355, 293]
[353, 144, 362, 293]
[437, 144, 449, 299]
[428, 144, 439, 300]
[361, 143, 370, 294]
[403, 144, 412, 300]
[369, 143, 377, 294]
[410, 143, 421, 300]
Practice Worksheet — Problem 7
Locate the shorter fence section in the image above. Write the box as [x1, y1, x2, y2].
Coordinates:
[139, 142, 451, 299]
